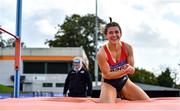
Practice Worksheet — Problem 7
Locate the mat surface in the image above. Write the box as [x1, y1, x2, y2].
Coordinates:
[0, 97, 180, 110]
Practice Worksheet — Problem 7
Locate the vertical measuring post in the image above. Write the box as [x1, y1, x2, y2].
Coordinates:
[94, 0, 98, 86]
[13, 0, 22, 98]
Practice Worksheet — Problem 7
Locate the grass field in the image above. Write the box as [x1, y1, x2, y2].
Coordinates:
[0, 84, 13, 93]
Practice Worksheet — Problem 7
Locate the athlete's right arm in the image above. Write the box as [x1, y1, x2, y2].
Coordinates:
[96, 48, 128, 80]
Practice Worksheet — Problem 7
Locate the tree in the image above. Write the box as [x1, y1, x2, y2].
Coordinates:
[0, 37, 6, 48]
[45, 14, 106, 80]
[0, 29, 6, 48]
[129, 67, 158, 85]
[157, 67, 174, 87]
[6, 38, 16, 47]
[0, 30, 26, 48]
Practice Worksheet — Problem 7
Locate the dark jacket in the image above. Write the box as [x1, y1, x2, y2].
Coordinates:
[63, 67, 92, 97]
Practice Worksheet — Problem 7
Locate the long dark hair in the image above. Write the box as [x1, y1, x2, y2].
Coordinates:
[104, 17, 122, 35]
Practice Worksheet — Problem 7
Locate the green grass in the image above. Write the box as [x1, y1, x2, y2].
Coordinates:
[0, 84, 13, 93]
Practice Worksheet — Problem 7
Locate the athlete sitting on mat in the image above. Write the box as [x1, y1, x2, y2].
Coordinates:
[97, 18, 150, 103]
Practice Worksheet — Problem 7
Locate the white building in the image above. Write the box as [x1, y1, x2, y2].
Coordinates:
[0, 47, 88, 93]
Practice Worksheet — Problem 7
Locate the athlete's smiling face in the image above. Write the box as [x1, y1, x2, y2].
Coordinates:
[106, 26, 122, 44]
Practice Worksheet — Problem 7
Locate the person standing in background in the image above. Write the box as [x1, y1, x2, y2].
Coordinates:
[63, 57, 92, 97]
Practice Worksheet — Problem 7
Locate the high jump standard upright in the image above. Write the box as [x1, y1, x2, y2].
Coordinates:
[14, 0, 22, 98]
[0, 0, 23, 98]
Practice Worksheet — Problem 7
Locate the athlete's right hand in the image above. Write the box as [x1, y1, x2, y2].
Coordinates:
[122, 64, 135, 75]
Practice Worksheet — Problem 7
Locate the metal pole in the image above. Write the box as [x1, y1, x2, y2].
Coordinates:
[14, 0, 22, 98]
[94, 0, 98, 86]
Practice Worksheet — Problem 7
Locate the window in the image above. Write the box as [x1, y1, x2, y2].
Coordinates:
[23, 61, 71, 74]
[42, 83, 53, 87]
[56, 83, 64, 87]
[23, 62, 45, 73]
[47, 62, 68, 73]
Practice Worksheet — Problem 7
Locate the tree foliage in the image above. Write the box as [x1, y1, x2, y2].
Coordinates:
[0, 37, 6, 48]
[45, 14, 106, 80]
[129, 68, 158, 85]
[129, 67, 176, 87]
[157, 68, 174, 87]
[0, 31, 26, 48]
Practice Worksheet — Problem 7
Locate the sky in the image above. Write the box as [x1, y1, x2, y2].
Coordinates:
[1, 0, 180, 84]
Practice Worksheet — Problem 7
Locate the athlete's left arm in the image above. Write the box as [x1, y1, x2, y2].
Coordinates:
[124, 43, 135, 74]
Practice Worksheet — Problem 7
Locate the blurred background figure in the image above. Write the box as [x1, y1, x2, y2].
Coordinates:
[63, 57, 92, 97]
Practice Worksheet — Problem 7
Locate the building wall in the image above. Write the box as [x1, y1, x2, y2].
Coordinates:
[0, 60, 15, 86]
[0, 47, 88, 93]
[23, 74, 67, 93]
